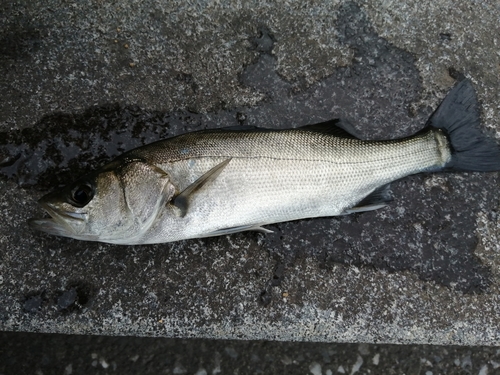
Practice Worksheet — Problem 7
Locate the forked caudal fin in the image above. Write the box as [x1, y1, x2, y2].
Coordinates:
[427, 79, 500, 172]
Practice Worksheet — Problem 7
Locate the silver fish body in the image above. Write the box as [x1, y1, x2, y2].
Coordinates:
[30, 80, 500, 245]
[121, 127, 449, 244]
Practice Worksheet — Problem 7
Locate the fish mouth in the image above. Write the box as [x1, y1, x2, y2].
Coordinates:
[29, 201, 88, 238]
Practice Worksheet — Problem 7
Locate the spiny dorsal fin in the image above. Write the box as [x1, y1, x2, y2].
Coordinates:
[216, 125, 273, 132]
[215, 119, 362, 139]
[299, 119, 362, 139]
[172, 158, 232, 217]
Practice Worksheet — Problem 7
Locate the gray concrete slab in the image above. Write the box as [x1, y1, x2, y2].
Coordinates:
[1, 1, 499, 345]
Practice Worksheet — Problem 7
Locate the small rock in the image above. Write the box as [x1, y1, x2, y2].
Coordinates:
[309, 362, 322, 375]
[478, 364, 488, 375]
[58, 288, 77, 309]
[224, 347, 238, 359]
[24, 296, 42, 312]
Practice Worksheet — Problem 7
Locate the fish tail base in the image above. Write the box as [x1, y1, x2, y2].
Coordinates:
[433, 129, 452, 167]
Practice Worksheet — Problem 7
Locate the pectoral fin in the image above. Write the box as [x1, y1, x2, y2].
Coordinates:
[203, 224, 274, 238]
[172, 158, 232, 217]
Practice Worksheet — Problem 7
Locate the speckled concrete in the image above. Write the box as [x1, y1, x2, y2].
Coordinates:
[1, 1, 499, 345]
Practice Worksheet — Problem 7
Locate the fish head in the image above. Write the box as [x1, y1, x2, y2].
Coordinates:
[29, 169, 133, 242]
[29, 159, 176, 244]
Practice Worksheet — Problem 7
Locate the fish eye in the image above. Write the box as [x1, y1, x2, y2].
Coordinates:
[70, 183, 94, 207]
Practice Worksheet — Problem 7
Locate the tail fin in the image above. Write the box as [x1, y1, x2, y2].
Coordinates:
[427, 79, 500, 172]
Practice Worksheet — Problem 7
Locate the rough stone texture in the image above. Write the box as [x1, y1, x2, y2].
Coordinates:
[1, 0, 499, 345]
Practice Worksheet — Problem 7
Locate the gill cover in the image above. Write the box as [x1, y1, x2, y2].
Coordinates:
[116, 161, 176, 240]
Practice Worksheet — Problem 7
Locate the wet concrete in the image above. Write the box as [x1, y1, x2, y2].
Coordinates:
[1, 1, 499, 345]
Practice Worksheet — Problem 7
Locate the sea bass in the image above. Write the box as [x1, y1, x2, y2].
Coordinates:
[30, 80, 500, 245]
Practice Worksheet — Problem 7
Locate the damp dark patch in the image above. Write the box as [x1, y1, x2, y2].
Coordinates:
[0, 106, 203, 189]
[259, 261, 286, 307]
[251, 26, 275, 54]
[175, 72, 199, 94]
[448, 66, 465, 81]
[55, 282, 94, 313]
[1, 1, 496, 297]
[440, 33, 452, 42]
[259, 288, 273, 307]
[23, 292, 47, 313]
[236, 112, 247, 125]
[0, 22, 45, 61]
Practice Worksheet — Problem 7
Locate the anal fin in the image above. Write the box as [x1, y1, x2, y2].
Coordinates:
[342, 184, 392, 215]
[203, 224, 273, 238]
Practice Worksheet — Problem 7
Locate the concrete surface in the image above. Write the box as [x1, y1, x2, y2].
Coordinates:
[1, 0, 499, 345]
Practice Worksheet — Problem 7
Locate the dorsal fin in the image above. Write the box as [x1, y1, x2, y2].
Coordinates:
[299, 119, 362, 139]
[209, 125, 274, 132]
[213, 119, 361, 139]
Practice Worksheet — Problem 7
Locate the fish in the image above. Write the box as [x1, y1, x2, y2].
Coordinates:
[29, 79, 500, 245]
